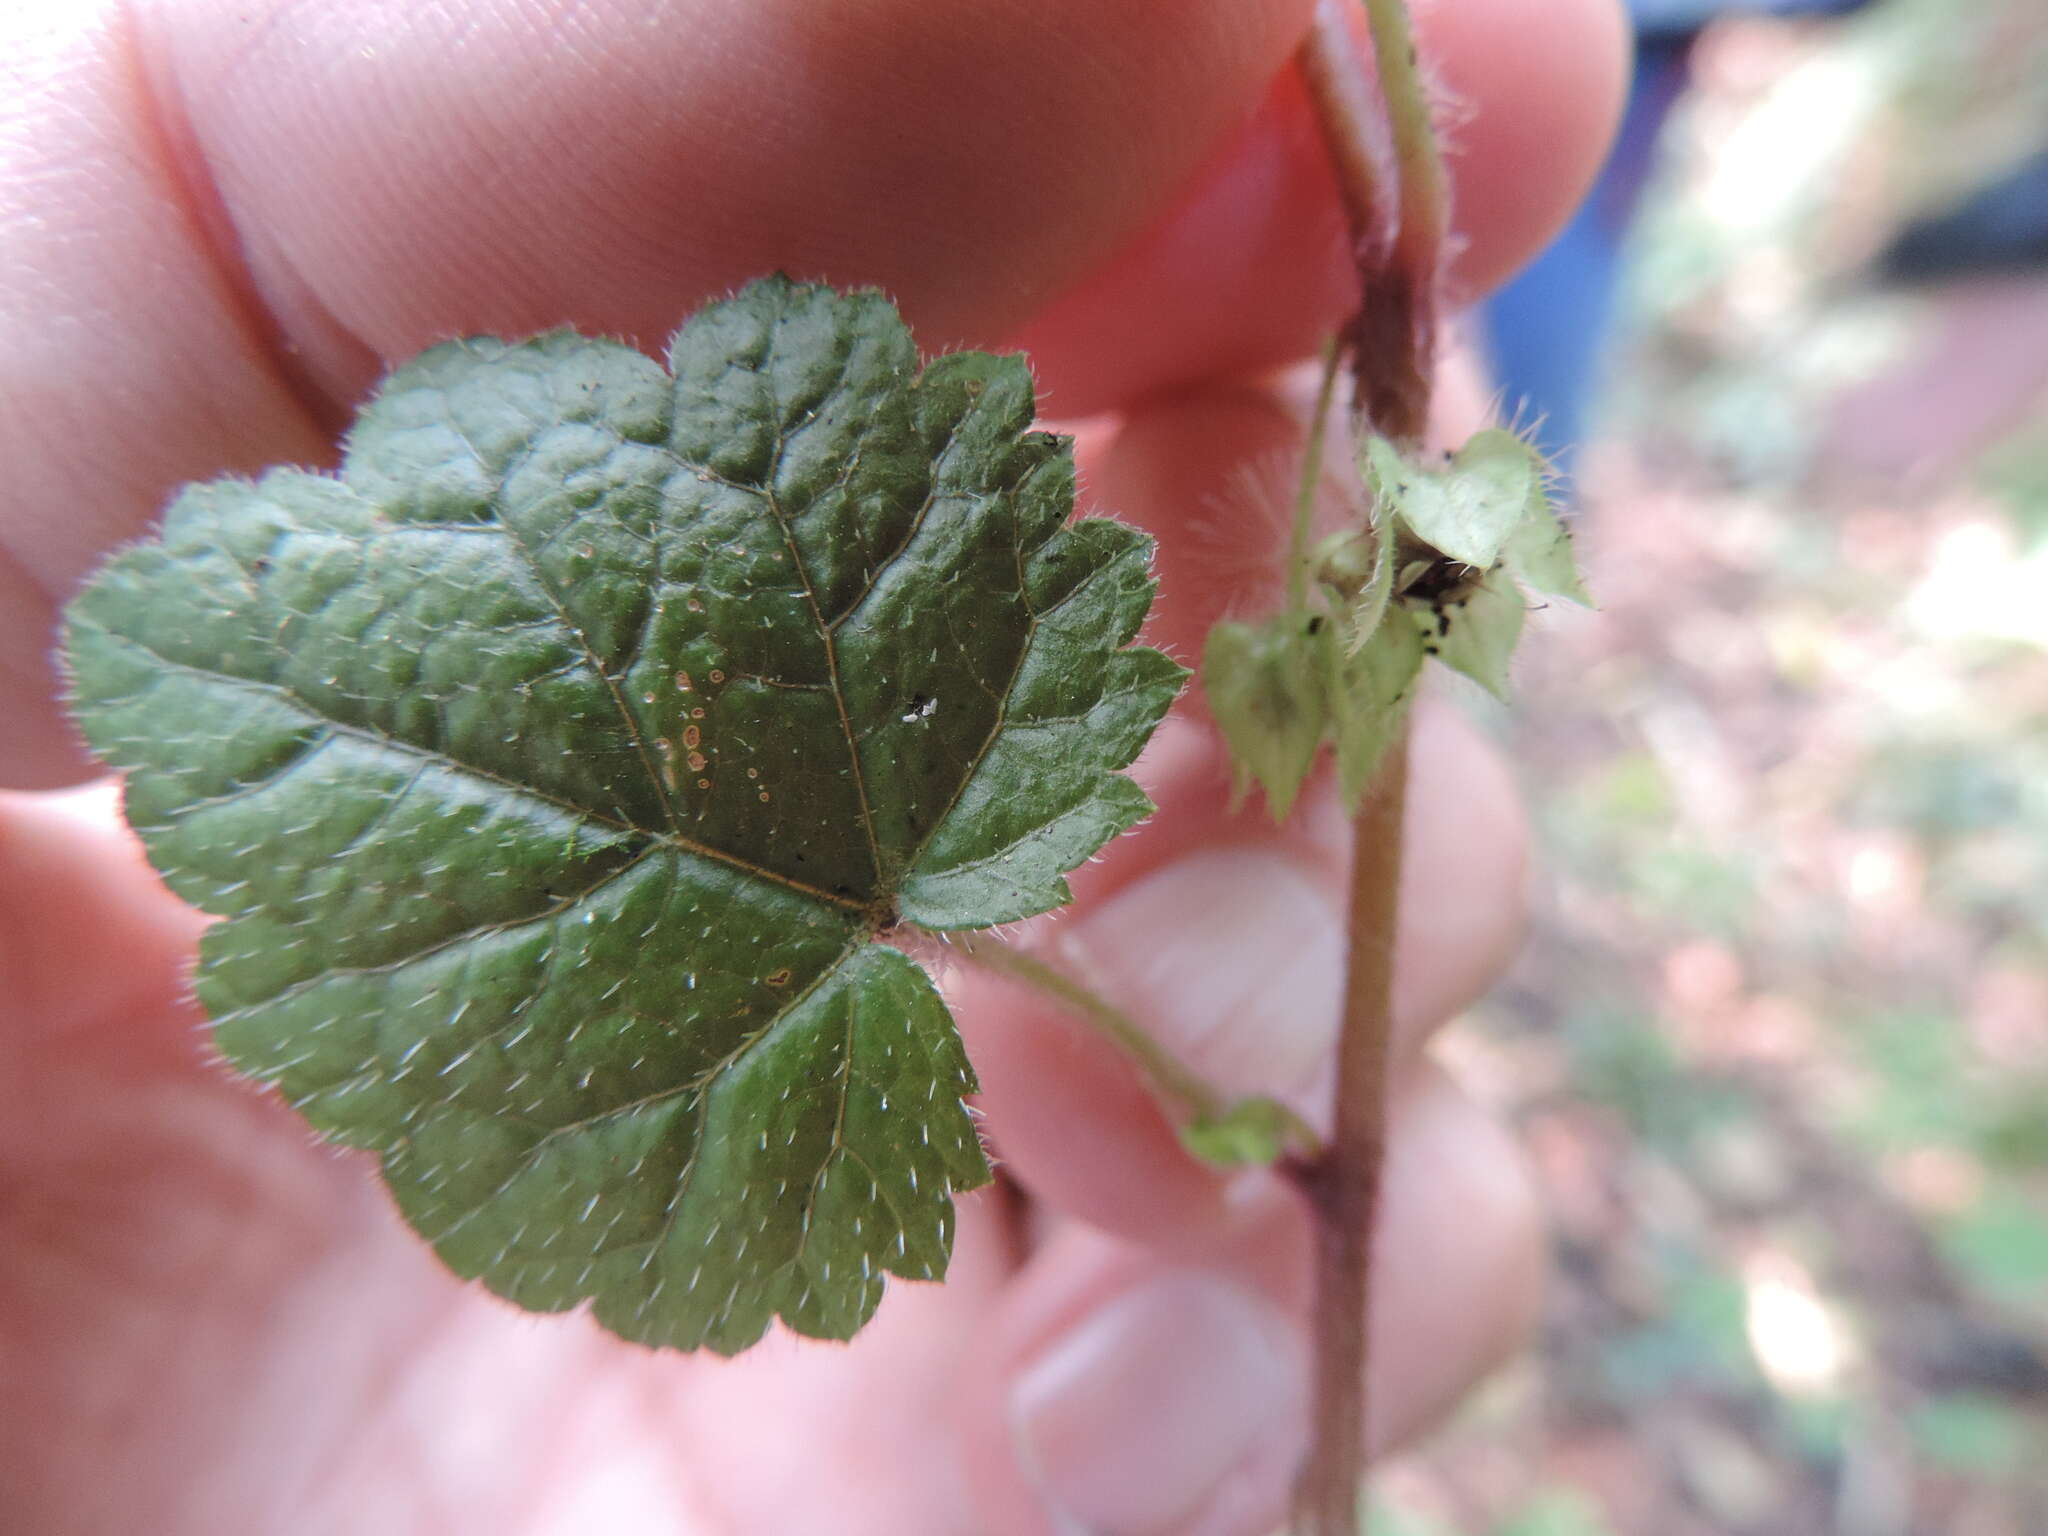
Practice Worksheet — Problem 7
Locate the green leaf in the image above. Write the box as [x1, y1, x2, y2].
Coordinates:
[1178, 1095, 1316, 1168]
[63, 275, 1183, 1353]
[1365, 429, 1529, 571]
[1329, 612, 1425, 806]
[1487, 444, 1592, 605]
[1314, 509, 1398, 642]
[1409, 569, 1525, 699]
[1203, 615, 1329, 820]
[1365, 427, 1590, 611]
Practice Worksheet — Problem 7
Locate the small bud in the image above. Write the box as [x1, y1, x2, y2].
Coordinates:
[1180, 1096, 1307, 1168]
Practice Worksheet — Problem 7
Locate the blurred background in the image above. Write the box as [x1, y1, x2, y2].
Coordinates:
[1375, 0, 2048, 1530]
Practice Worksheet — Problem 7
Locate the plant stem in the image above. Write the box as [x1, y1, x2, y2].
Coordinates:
[1291, 727, 1407, 1536]
[949, 930, 1226, 1127]
[1357, 0, 1448, 449]
[1287, 2, 1449, 1530]
[1299, 0, 1446, 448]
[1296, 0, 1397, 278]
[1287, 340, 1346, 613]
[952, 931, 1324, 1163]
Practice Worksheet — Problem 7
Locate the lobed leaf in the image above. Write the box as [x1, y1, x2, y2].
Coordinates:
[63, 275, 1183, 1352]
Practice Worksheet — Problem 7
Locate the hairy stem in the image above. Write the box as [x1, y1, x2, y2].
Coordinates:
[1287, 340, 1346, 613]
[1288, 1, 1449, 1530]
[1355, 0, 1448, 449]
[952, 932, 1323, 1162]
[1299, 0, 1447, 447]
[951, 931, 1226, 1129]
[1292, 729, 1408, 1536]
[1296, 0, 1397, 276]
[1361, 0, 1450, 327]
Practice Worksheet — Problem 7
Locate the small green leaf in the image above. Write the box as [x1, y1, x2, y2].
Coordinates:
[63, 275, 1183, 1353]
[1203, 615, 1329, 820]
[1489, 447, 1592, 605]
[1410, 569, 1525, 699]
[1329, 612, 1425, 806]
[1365, 429, 1528, 571]
[1315, 510, 1398, 642]
[1179, 1096, 1313, 1167]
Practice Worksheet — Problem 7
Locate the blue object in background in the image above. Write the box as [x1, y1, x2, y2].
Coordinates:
[1481, 0, 1874, 477]
[1480, 36, 1689, 474]
[1879, 148, 2048, 283]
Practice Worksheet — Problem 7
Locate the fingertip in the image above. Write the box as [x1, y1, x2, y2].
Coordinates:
[1015, 0, 1631, 411]
[959, 1068, 1543, 1535]
[1393, 698, 1531, 1035]
[1428, 0, 1635, 301]
[953, 955, 1251, 1251]
[1365, 1062, 1546, 1445]
[0, 781, 206, 1068]
[131, 0, 1322, 401]
[955, 1218, 1312, 1536]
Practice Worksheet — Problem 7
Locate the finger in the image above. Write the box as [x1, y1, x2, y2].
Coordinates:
[2, 0, 1623, 785]
[123, 0, 1622, 405]
[650, 1184, 1024, 1535]
[956, 1067, 1543, 1536]
[0, 784, 206, 1071]
[952, 696, 1525, 1250]
[1011, 0, 1633, 416]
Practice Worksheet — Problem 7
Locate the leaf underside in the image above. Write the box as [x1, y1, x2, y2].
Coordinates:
[63, 276, 1183, 1352]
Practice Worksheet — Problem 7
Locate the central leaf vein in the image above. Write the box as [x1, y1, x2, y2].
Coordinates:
[757, 415, 884, 888]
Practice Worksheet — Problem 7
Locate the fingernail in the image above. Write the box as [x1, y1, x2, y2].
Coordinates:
[1009, 1274, 1303, 1534]
[1060, 849, 1343, 1122]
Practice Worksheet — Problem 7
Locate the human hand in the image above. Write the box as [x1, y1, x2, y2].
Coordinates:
[0, 2, 1625, 1531]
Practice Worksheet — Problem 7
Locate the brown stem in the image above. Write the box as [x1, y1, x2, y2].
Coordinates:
[1287, 1, 1449, 1530]
[1295, 0, 1437, 446]
[1295, 0, 1396, 278]
[1357, 0, 1447, 448]
[1290, 729, 1408, 1535]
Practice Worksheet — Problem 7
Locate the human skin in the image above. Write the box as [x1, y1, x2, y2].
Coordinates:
[0, 2, 1626, 1532]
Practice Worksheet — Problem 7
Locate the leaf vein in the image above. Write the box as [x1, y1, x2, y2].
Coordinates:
[432, 398, 683, 838]
[94, 627, 868, 912]
[755, 397, 884, 887]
